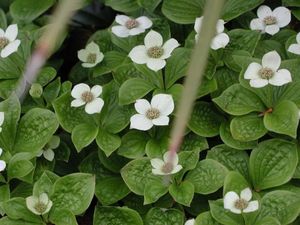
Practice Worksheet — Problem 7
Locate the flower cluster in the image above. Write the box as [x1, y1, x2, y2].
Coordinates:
[26, 193, 53, 215]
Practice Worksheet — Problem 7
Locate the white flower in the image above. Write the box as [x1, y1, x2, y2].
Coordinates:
[151, 151, 183, 175]
[250, 5, 291, 35]
[224, 188, 259, 214]
[71, 83, 104, 114]
[129, 30, 179, 71]
[26, 193, 53, 215]
[37, 136, 60, 161]
[185, 219, 195, 225]
[112, 15, 152, 38]
[244, 51, 292, 88]
[0, 112, 4, 132]
[77, 41, 104, 68]
[0, 148, 6, 172]
[194, 16, 229, 50]
[0, 24, 21, 58]
[130, 94, 174, 131]
[288, 32, 300, 55]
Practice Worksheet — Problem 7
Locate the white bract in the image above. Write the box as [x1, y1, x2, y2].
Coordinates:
[37, 135, 60, 161]
[224, 188, 259, 214]
[71, 83, 104, 114]
[151, 151, 183, 176]
[26, 193, 53, 215]
[130, 94, 174, 131]
[0, 148, 6, 172]
[194, 16, 229, 50]
[244, 51, 292, 88]
[185, 218, 195, 225]
[129, 30, 179, 71]
[0, 112, 4, 132]
[78, 41, 104, 68]
[250, 5, 291, 35]
[0, 24, 21, 58]
[112, 15, 152, 38]
[288, 32, 300, 55]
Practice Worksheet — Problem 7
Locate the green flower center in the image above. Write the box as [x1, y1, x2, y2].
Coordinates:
[0, 37, 9, 49]
[81, 91, 94, 103]
[87, 53, 97, 64]
[161, 162, 174, 174]
[146, 108, 160, 120]
[147, 46, 164, 58]
[263, 16, 277, 25]
[125, 19, 139, 29]
[259, 67, 274, 79]
[34, 202, 47, 214]
[234, 199, 249, 210]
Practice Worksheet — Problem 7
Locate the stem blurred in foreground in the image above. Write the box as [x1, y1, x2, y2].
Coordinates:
[16, 0, 83, 101]
[168, 0, 225, 160]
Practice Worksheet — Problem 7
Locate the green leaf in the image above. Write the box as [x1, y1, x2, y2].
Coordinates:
[230, 113, 267, 141]
[145, 138, 169, 158]
[7, 155, 34, 180]
[98, 150, 128, 173]
[121, 158, 161, 195]
[256, 190, 300, 225]
[96, 129, 121, 157]
[263, 100, 299, 138]
[0, 217, 40, 225]
[36, 67, 57, 87]
[178, 150, 200, 172]
[118, 131, 149, 159]
[195, 211, 220, 225]
[119, 78, 154, 105]
[250, 139, 298, 191]
[104, 0, 140, 13]
[10, 0, 55, 23]
[223, 171, 249, 196]
[71, 123, 98, 152]
[33, 172, 57, 197]
[43, 78, 61, 104]
[283, 0, 300, 6]
[144, 179, 169, 204]
[145, 208, 184, 225]
[180, 132, 208, 152]
[169, 181, 194, 206]
[49, 208, 78, 225]
[95, 176, 130, 206]
[93, 206, 143, 225]
[137, 0, 161, 12]
[185, 159, 228, 194]
[14, 108, 58, 153]
[275, 81, 300, 107]
[213, 84, 265, 116]
[134, 64, 163, 88]
[51, 173, 95, 215]
[207, 144, 250, 180]
[111, 34, 141, 53]
[188, 102, 225, 137]
[209, 200, 244, 225]
[254, 217, 280, 225]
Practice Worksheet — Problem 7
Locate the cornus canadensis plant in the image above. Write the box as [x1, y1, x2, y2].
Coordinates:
[151, 152, 182, 175]
[77, 41, 104, 68]
[26, 193, 53, 215]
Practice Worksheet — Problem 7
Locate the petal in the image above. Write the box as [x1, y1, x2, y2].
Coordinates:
[0, 112, 4, 126]
[296, 32, 300, 44]
[0, 160, 6, 171]
[265, 25, 280, 35]
[43, 149, 55, 161]
[273, 6, 291, 28]
[288, 43, 300, 55]
[91, 85, 102, 97]
[171, 165, 183, 174]
[0, 29, 4, 36]
[262, 51, 281, 71]
[112, 25, 130, 38]
[37, 150, 43, 157]
[86, 41, 100, 54]
[151, 94, 174, 115]
[129, 27, 145, 36]
[5, 24, 18, 41]
[194, 17, 203, 33]
[39, 193, 49, 205]
[0, 148, 2, 156]
[85, 98, 104, 114]
[82, 62, 97, 68]
[163, 151, 179, 165]
[244, 62, 262, 79]
[71, 83, 90, 98]
[185, 219, 195, 225]
[129, 45, 149, 64]
[115, 15, 131, 25]
[243, 200, 259, 213]
[152, 115, 170, 126]
[269, 69, 292, 86]
[71, 99, 85, 107]
[77, 49, 88, 62]
[135, 99, 151, 114]
[216, 19, 225, 34]
[1, 40, 20, 58]
[146, 58, 166, 71]
[136, 16, 153, 29]
[26, 196, 40, 215]
[240, 188, 252, 201]
[150, 158, 164, 169]
[211, 33, 230, 50]
[249, 79, 269, 88]
[44, 200, 53, 214]
[230, 207, 242, 214]
[161, 38, 180, 59]
[95, 52, 104, 64]
[224, 191, 240, 210]
[144, 30, 163, 48]
[257, 5, 272, 19]
[152, 168, 166, 175]
[250, 18, 265, 31]
[49, 136, 60, 149]
[130, 114, 153, 131]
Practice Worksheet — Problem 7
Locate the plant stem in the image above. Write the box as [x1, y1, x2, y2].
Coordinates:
[167, 0, 225, 159]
